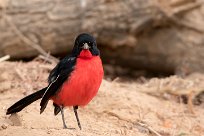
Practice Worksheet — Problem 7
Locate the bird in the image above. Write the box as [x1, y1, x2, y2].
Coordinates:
[6, 33, 104, 129]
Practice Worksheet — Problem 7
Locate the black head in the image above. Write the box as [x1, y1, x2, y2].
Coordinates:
[72, 33, 100, 56]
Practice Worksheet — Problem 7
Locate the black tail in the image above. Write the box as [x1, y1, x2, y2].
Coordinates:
[6, 87, 47, 115]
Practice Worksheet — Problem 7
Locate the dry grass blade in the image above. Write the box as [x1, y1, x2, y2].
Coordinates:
[0, 55, 10, 62]
[136, 121, 162, 136]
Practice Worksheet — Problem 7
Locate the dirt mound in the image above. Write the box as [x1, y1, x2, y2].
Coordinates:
[0, 61, 203, 136]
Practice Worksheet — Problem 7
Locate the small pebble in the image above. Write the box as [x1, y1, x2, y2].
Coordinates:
[47, 130, 52, 134]
[2, 124, 7, 129]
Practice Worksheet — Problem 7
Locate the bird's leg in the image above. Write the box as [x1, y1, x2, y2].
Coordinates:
[60, 106, 68, 129]
[73, 106, 82, 130]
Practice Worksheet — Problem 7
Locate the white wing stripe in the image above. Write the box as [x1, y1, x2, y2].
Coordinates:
[42, 75, 60, 99]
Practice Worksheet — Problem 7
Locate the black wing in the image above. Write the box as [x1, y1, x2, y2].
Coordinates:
[40, 56, 76, 113]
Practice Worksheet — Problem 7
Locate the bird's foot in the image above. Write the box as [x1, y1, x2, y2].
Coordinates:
[63, 126, 76, 130]
[63, 124, 68, 129]
[78, 125, 82, 130]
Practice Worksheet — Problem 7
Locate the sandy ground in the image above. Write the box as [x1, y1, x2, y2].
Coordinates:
[0, 61, 204, 136]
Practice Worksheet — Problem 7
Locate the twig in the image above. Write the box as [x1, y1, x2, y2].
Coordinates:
[104, 111, 161, 136]
[103, 111, 131, 122]
[2, 9, 59, 64]
[136, 121, 162, 136]
[172, 1, 203, 15]
[157, 1, 204, 33]
[15, 68, 25, 81]
[38, 64, 54, 71]
[170, 16, 204, 33]
[187, 91, 195, 114]
[0, 55, 10, 62]
[38, 55, 56, 64]
[170, 0, 192, 7]
[138, 105, 143, 121]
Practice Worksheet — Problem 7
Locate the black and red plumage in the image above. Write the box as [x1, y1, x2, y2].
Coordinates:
[6, 33, 104, 129]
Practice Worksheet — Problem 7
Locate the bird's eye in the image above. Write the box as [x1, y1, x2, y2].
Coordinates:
[88, 42, 93, 47]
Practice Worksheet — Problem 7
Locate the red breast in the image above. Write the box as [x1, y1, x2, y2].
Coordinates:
[52, 50, 104, 106]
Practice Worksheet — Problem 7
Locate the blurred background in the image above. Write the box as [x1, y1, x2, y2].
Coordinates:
[0, 0, 204, 136]
[1, 0, 204, 78]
